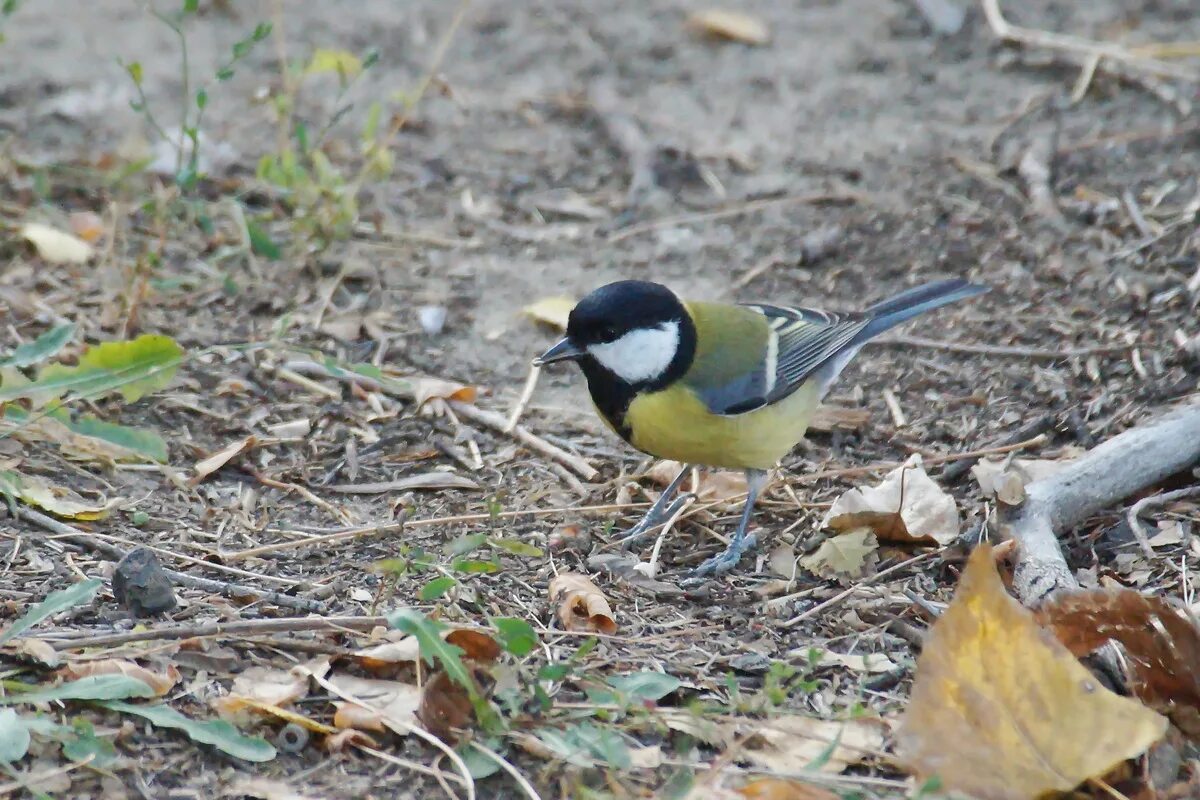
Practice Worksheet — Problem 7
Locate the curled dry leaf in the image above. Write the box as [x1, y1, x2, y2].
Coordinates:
[549, 572, 617, 634]
[737, 779, 840, 800]
[444, 628, 502, 663]
[68, 211, 105, 244]
[20, 222, 95, 264]
[324, 727, 378, 753]
[1038, 589, 1200, 738]
[686, 9, 770, 45]
[973, 457, 1070, 506]
[418, 669, 475, 744]
[742, 715, 887, 774]
[821, 454, 958, 545]
[59, 659, 180, 696]
[647, 460, 748, 506]
[328, 674, 421, 736]
[191, 435, 257, 486]
[0, 469, 120, 521]
[896, 546, 1168, 800]
[522, 296, 576, 331]
[798, 530, 877, 579]
[411, 377, 476, 408]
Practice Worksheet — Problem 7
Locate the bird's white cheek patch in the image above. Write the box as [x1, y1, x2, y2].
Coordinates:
[588, 322, 680, 384]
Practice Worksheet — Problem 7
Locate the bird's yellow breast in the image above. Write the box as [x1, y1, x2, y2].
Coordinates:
[623, 380, 820, 470]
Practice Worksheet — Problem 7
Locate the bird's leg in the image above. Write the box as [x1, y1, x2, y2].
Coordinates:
[689, 468, 768, 578]
[615, 463, 694, 550]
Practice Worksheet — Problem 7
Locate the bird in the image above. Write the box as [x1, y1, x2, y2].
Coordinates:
[534, 278, 988, 578]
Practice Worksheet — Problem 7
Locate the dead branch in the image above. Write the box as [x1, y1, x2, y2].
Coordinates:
[1000, 402, 1200, 606]
[37, 614, 389, 650]
[1126, 486, 1200, 561]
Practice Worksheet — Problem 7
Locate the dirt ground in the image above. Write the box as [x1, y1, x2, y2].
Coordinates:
[2, 0, 1200, 797]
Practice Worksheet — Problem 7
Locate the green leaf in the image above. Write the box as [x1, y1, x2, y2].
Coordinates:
[0, 335, 183, 406]
[589, 671, 681, 706]
[0, 675, 156, 705]
[60, 719, 116, 767]
[538, 663, 570, 682]
[195, 88, 207, 109]
[0, 324, 74, 369]
[251, 21, 272, 41]
[246, 220, 281, 259]
[182, 0, 198, 12]
[418, 576, 456, 601]
[0, 709, 30, 762]
[0, 578, 101, 646]
[535, 722, 631, 769]
[2, 405, 167, 463]
[305, 48, 363, 78]
[216, 66, 234, 81]
[493, 618, 537, 657]
[452, 559, 499, 575]
[387, 610, 470, 686]
[488, 538, 543, 558]
[447, 532, 487, 557]
[458, 743, 502, 779]
[125, 60, 143, 85]
[99, 701, 275, 762]
[63, 413, 169, 462]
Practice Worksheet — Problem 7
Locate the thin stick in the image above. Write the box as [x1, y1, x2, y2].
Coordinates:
[1125, 485, 1200, 561]
[504, 364, 542, 433]
[793, 435, 1048, 485]
[606, 192, 860, 243]
[784, 552, 934, 628]
[39, 615, 389, 649]
[467, 742, 543, 800]
[450, 400, 597, 480]
[873, 334, 1128, 360]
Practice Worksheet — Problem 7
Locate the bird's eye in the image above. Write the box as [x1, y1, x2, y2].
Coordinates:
[601, 325, 618, 340]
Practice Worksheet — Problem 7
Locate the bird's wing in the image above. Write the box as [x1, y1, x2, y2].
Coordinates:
[684, 302, 870, 416]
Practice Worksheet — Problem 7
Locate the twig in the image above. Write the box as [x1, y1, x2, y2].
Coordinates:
[504, 364, 542, 433]
[450, 400, 597, 481]
[941, 414, 1057, 483]
[37, 615, 389, 649]
[467, 742, 542, 800]
[1126, 486, 1200, 561]
[793, 434, 1048, 485]
[12, 506, 325, 613]
[982, 0, 1200, 82]
[784, 553, 934, 628]
[873, 334, 1129, 360]
[606, 192, 860, 243]
[1001, 403, 1200, 605]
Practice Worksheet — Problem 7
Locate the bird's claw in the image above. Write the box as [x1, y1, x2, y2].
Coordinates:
[685, 532, 759, 582]
[615, 493, 695, 550]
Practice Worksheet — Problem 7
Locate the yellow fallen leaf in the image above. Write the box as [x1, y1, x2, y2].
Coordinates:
[821, 454, 959, 545]
[686, 10, 770, 45]
[60, 659, 179, 696]
[305, 48, 363, 78]
[798, 530, 877, 579]
[737, 779, 839, 800]
[549, 572, 617, 634]
[0, 469, 119, 520]
[896, 546, 1168, 800]
[521, 297, 576, 331]
[213, 695, 336, 734]
[19, 222, 94, 264]
[742, 715, 887, 774]
[191, 435, 257, 485]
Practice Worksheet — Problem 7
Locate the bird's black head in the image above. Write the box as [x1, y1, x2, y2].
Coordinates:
[535, 280, 696, 391]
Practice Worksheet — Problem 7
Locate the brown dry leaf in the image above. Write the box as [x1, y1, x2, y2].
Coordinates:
[15, 638, 60, 668]
[68, 211, 105, 244]
[411, 377, 476, 408]
[192, 435, 257, 485]
[647, 460, 748, 506]
[20, 221, 94, 264]
[809, 405, 871, 433]
[328, 674, 421, 736]
[737, 779, 839, 800]
[353, 637, 421, 670]
[418, 669, 475, 744]
[896, 546, 1168, 800]
[742, 716, 887, 774]
[549, 572, 617, 634]
[324, 727, 378, 753]
[686, 9, 770, 45]
[444, 629, 502, 663]
[821, 454, 958, 545]
[1039, 589, 1200, 738]
[798, 530, 878, 579]
[521, 296, 575, 330]
[972, 457, 1070, 505]
[60, 659, 179, 696]
[224, 657, 328, 707]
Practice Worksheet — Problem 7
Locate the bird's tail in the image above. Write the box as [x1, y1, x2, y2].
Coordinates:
[855, 279, 987, 342]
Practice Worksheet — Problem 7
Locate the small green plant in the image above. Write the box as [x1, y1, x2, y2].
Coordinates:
[0, 0, 21, 44]
[120, 0, 270, 192]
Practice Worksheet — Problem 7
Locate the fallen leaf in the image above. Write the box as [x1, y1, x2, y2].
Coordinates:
[972, 457, 1070, 506]
[411, 377, 476, 408]
[352, 637, 421, 669]
[809, 405, 871, 433]
[742, 715, 887, 773]
[224, 656, 328, 708]
[417, 669, 474, 743]
[0, 469, 120, 520]
[224, 777, 318, 800]
[323, 727, 378, 752]
[896, 546, 1168, 800]
[212, 695, 335, 735]
[14, 638, 61, 668]
[805, 650, 898, 674]
[328, 674, 421, 736]
[191, 435, 257, 485]
[444, 629, 502, 663]
[686, 9, 770, 45]
[798, 530, 877, 579]
[68, 211, 105, 243]
[1039, 588, 1200, 738]
[20, 222, 95, 264]
[647, 461, 748, 506]
[737, 779, 839, 800]
[59, 660, 180, 696]
[305, 48, 363, 78]
[630, 744, 663, 769]
[821, 454, 958, 545]
[549, 572, 617, 634]
[521, 297, 576, 330]
[767, 543, 796, 579]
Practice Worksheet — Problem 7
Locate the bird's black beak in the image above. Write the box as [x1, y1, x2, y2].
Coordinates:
[533, 337, 584, 366]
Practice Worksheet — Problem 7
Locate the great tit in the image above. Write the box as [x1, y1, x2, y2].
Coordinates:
[534, 278, 988, 577]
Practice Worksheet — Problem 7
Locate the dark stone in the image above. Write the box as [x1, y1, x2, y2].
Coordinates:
[111, 547, 177, 617]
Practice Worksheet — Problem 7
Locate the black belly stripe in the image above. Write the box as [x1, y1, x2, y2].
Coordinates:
[579, 357, 635, 443]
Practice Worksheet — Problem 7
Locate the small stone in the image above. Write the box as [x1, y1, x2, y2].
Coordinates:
[417, 306, 447, 335]
[111, 547, 177, 617]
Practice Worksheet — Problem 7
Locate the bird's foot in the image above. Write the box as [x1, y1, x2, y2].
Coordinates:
[615, 493, 695, 550]
[685, 532, 759, 582]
